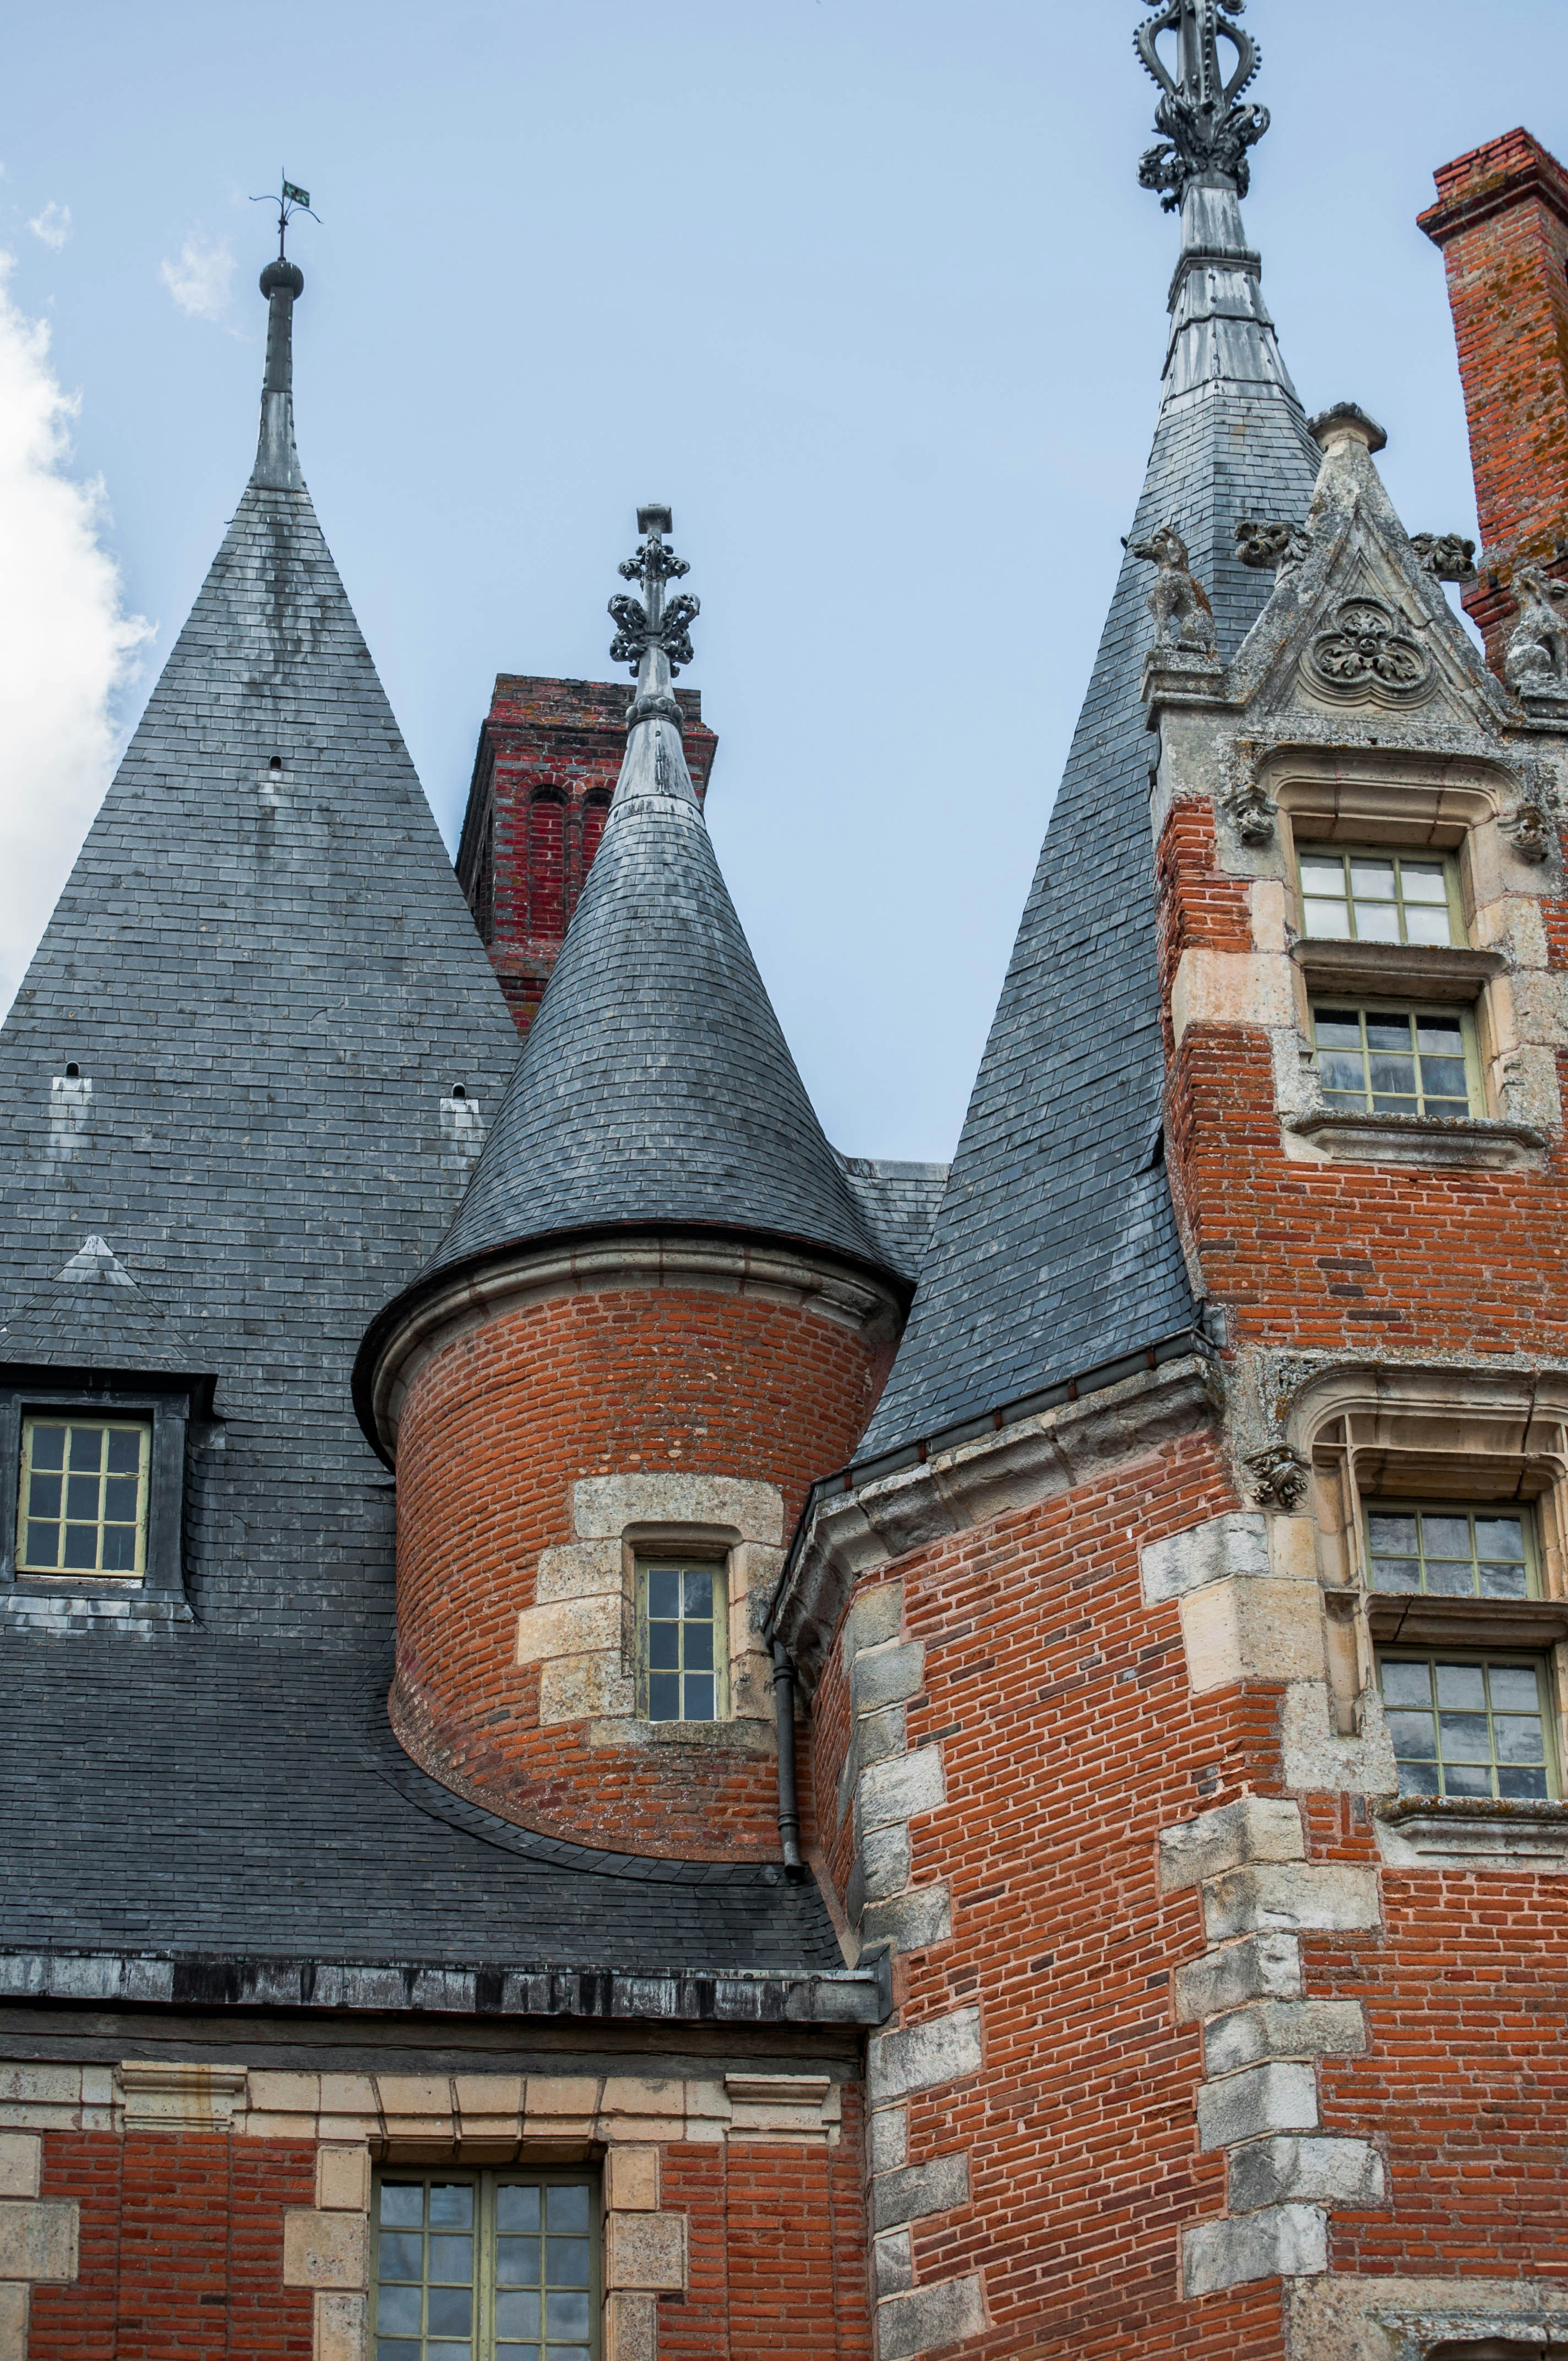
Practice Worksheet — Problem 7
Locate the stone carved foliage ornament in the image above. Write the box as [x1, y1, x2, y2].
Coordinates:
[608, 509, 701, 677]
[1222, 778, 1277, 846]
[1244, 1443, 1311, 1513]
[1504, 801, 1555, 863]
[1410, 532, 1477, 584]
[1130, 524, 1219, 662]
[1504, 565, 1568, 708]
[1235, 516, 1310, 577]
[1304, 594, 1433, 707]
[1135, 0, 1269, 211]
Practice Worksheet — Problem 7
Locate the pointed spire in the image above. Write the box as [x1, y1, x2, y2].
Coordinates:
[253, 254, 306, 491]
[606, 506, 703, 806]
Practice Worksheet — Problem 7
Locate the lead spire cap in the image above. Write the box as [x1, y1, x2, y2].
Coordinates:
[249, 175, 317, 491]
[1135, 0, 1270, 211]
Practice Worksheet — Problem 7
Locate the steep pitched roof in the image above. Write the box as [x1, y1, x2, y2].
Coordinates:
[863, 173, 1322, 1452]
[0, 1234, 210, 1375]
[0, 275, 844, 1979]
[420, 516, 895, 1289]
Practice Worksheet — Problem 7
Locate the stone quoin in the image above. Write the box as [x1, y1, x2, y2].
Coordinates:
[3, 18, 1568, 2361]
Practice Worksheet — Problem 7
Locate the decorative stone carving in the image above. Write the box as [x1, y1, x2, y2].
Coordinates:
[1244, 1444, 1311, 1513]
[1131, 525, 1220, 661]
[1235, 518, 1310, 576]
[1134, 0, 1269, 211]
[1222, 778, 1278, 845]
[1303, 595, 1431, 705]
[1504, 565, 1568, 706]
[1503, 801, 1555, 863]
[1409, 531, 1477, 583]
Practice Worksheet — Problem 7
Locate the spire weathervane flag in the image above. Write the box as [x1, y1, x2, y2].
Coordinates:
[1134, 0, 1269, 210]
[251, 172, 320, 259]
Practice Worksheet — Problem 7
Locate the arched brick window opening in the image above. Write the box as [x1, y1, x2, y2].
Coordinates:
[529, 790, 565, 940]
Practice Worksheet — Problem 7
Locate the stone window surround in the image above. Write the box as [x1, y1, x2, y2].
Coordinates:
[0, 1378, 197, 1628]
[1283, 2274, 1568, 2361]
[1169, 746, 1567, 1167]
[0, 2060, 843, 2361]
[515, 1473, 785, 1750]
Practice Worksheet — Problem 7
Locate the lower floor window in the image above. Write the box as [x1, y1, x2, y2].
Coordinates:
[1379, 1651, 1558, 1800]
[1312, 1004, 1473, 1118]
[373, 2170, 597, 2361]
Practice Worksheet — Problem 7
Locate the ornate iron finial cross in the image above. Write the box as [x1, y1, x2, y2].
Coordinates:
[1134, 0, 1269, 212]
[609, 504, 700, 680]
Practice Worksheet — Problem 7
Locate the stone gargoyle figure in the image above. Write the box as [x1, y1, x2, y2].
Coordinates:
[1505, 564, 1568, 701]
[1130, 523, 1219, 657]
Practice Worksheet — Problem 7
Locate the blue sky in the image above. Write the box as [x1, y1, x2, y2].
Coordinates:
[1, 0, 1564, 1158]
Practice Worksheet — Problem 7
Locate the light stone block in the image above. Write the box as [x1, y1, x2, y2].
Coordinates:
[605, 2148, 660, 2212]
[1180, 1577, 1325, 1694]
[539, 1653, 636, 1724]
[845, 1581, 903, 1661]
[1158, 1797, 1305, 1893]
[1202, 1863, 1382, 1943]
[869, 2007, 982, 2104]
[1228, 2135, 1385, 2213]
[869, 2107, 907, 2174]
[314, 2290, 368, 2361]
[600, 2079, 684, 2120]
[573, 1473, 783, 1546]
[873, 2229, 913, 2295]
[0, 2141, 40, 2201]
[0, 2071, 77, 2111]
[1205, 2000, 1368, 2077]
[1142, 1512, 1268, 1604]
[525, 2076, 601, 2130]
[1170, 946, 1295, 1047]
[247, 2070, 320, 2115]
[315, 2146, 371, 2213]
[454, 2075, 525, 2140]
[857, 1823, 912, 1906]
[603, 2289, 657, 2361]
[0, 2284, 24, 2361]
[852, 1643, 926, 1715]
[516, 1595, 622, 1664]
[856, 1746, 945, 1837]
[872, 2151, 970, 2231]
[282, 2209, 369, 2291]
[605, 2211, 686, 2292]
[875, 2273, 986, 2360]
[862, 1883, 952, 1954]
[1182, 2202, 1328, 2295]
[0, 2199, 78, 2283]
[533, 1539, 623, 1602]
[1197, 2062, 1318, 2151]
[1174, 1933, 1303, 2022]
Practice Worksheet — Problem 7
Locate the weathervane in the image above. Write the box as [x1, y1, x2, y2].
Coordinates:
[609, 507, 700, 705]
[249, 172, 320, 259]
[1134, 0, 1269, 212]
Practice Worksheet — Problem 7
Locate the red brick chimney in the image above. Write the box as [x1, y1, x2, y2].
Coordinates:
[1420, 128, 1568, 673]
[455, 676, 718, 1035]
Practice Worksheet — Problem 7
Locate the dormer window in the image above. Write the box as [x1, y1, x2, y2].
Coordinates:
[1297, 847, 1460, 945]
[18, 1415, 150, 1579]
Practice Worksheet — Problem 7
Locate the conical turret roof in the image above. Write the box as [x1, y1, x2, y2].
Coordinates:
[422, 511, 892, 1286]
[863, 9, 1321, 1452]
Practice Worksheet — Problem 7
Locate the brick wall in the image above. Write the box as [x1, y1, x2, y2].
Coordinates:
[391, 1274, 893, 1857]
[454, 677, 718, 1036]
[1420, 128, 1568, 671]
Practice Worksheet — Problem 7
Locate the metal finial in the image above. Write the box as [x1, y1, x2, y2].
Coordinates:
[249, 172, 320, 261]
[1134, 0, 1269, 212]
[608, 509, 700, 681]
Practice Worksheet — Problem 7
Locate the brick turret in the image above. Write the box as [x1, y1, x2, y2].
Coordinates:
[1420, 129, 1568, 672]
[455, 673, 717, 1036]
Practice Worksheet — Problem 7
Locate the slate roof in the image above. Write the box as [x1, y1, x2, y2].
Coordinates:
[0, 270, 846, 1986]
[0, 1234, 212, 1377]
[862, 175, 1323, 1452]
[421, 681, 899, 1289]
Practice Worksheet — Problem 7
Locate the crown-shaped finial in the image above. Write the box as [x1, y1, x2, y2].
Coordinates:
[1134, 0, 1269, 212]
[608, 507, 700, 729]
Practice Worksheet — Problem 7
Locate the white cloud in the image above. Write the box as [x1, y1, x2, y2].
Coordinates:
[0, 253, 151, 1020]
[27, 202, 71, 251]
[159, 232, 235, 323]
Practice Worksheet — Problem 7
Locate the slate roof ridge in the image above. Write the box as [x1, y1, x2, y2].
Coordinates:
[862, 155, 1322, 1451]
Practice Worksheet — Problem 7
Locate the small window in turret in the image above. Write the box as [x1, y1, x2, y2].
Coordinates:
[638, 1559, 728, 1722]
[1297, 847, 1461, 946]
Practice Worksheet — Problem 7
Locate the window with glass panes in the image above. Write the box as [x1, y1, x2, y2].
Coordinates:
[1311, 1005, 1474, 1117]
[17, 1416, 150, 1577]
[1296, 847, 1460, 945]
[639, 1559, 726, 1722]
[1378, 1653, 1558, 1800]
[372, 2171, 597, 2361]
[1365, 1502, 1537, 1599]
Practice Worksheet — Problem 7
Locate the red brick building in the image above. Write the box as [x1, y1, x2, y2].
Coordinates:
[4, 12, 1568, 2361]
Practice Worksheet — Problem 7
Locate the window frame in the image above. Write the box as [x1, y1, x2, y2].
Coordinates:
[1309, 997, 1482, 1120]
[0, 1380, 194, 1603]
[1294, 840, 1466, 948]
[1376, 1646, 1561, 1803]
[370, 2163, 601, 2361]
[17, 1412, 152, 1580]
[636, 1553, 730, 1725]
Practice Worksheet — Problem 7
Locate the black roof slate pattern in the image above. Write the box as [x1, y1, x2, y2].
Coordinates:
[427, 780, 897, 1284]
[0, 417, 843, 1978]
[863, 255, 1322, 1451]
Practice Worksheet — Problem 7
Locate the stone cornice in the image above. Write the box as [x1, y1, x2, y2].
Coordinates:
[356, 1227, 906, 1466]
[772, 1351, 1223, 1690]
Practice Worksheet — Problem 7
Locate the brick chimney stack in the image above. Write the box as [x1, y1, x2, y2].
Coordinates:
[1420, 128, 1568, 674]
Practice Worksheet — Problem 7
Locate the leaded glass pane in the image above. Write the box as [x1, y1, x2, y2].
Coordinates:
[1379, 1654, 1555, 1800]
[1297, 848, 1459, 945]
[1366, 1503, 1536, 1599]
[373, 2173, 598, 2361]
[17, 1416, 151, 1579]
[642, 1562, 725, 1722]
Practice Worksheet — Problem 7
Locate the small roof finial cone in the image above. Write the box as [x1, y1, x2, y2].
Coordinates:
[252, 235, 306, 491]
